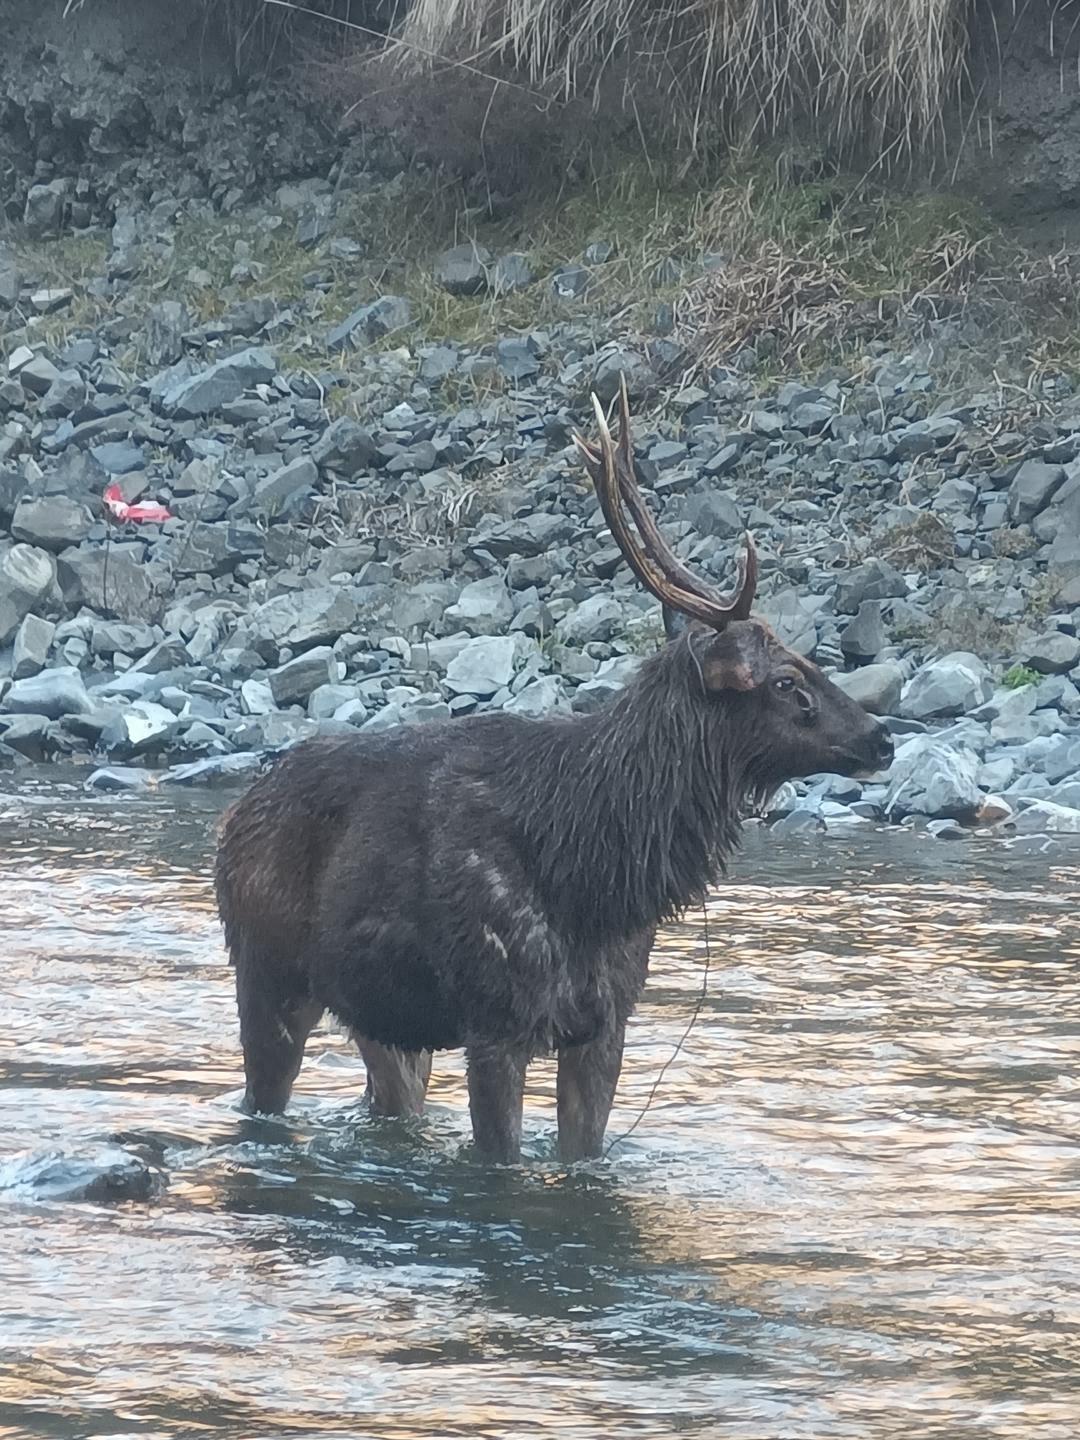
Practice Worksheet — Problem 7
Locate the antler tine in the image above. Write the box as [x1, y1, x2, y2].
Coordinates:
[609, 374, 758, 624]
[574, 400, 725, 630]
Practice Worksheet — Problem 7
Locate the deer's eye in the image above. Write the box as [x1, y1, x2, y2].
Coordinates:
[774, 676, 796, 693]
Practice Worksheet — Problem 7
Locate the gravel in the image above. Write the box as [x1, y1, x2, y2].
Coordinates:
[0, 39, 1079, 850]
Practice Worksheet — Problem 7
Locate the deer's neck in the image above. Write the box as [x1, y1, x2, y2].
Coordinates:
[514, 648, 748, 940]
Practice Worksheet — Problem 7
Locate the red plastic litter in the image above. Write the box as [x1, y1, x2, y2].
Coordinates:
[103, 482, 172, 524]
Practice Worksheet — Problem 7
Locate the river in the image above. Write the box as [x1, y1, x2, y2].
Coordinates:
[1, 769, 1078, 1439]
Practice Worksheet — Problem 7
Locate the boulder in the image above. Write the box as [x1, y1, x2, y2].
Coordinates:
[885, 735, 982, 820]
[900, 652, 993, 719]
[269, 647, 336, 706]
[2, 666, 92, 719]
[249, 588, 358, 655]
[444, 577, 514, 637]
[1012, 799, 1080, 834]
[445, 636, 517, 696]
[57, 548, 152, 621]
[1022, 631, 1080, 675]
[158, 346, 276, 418]
[1007, 458, 1065, 522]
[12, 496, 93, 552]
[12, 614, 55, 679]
[839, 600, 887, 662]
[254, 456, 318, 511]
[0, 544, 58, 645]
[555, 595, 625, 646]
[830, 662, 904, 716]
[327, 296, 412, 348]
[434, 243, 492, 296]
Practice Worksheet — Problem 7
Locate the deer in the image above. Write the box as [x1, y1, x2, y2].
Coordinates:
[215, 378, 894, 1164]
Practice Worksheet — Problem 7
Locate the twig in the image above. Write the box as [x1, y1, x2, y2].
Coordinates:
[604, 898, 713, 1157]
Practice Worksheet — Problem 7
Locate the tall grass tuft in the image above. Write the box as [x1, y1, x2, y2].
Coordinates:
[397, 0, 972, 168]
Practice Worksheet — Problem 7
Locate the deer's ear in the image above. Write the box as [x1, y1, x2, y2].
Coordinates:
[697, 624, 772, 693]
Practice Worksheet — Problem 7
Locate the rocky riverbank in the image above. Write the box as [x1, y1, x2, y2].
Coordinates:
[2, 38, 1080, 851]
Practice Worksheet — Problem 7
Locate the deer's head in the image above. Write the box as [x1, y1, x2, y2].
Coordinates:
[574, 379, 894, 788]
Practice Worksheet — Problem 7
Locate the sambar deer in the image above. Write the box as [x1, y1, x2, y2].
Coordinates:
[215, 379, 893, 1162]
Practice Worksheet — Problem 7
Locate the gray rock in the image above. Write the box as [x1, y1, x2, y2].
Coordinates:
[885, 735, 982, 820]
[571, 677, 624, 713]
[435, 243, 492, 296]
[592, 348, 657, 405]
[130, 639, 192, 675]
[444, 576, 514, 636]
[332, 698, 371, 726]
[308, 683, 358, 720]
[0, 714, 55, 761]
[475, 512, 573, 558]
[99, 702, 180, 758]
[159, 347, 276, 419]
[830, 662, 904, 716]
[249, 588, 358, 654]
[901, 652, 993, 719]
[0, 544, 57, 645]
[168, 523, 263, 577]
[494, 337, 541, 381]
[269, 647, 337, 706]
[491, 253, 534, 295]
[771, 807, 826, 835]
[413, 633, 474, 673]
[327, 295, 412, 348]
[840, 601, 887, 662]
[551, 265, 591, 299]
[90, 441, 144, 475]
[445, 635, 517, 696]
[2, 667, 91, 719]
[23, 180, 67, 236]
[681, 490, 742, 538]
[835, 559, 908, 614]
[361, 695, 452, 731]
[758, 589, 819, 655]
[255, 456, 318, 510]
[144, 300, 191, 367]
[0, 256, 22, 309]
[1007, 459, 1065, 522]
[1023, 631, 1080, 674]
[927, 817, 969, 840]
[91, 621, 157, 659]
[159, 753, 265, 787]
[556, 594, 625, 645]
[17, 355, 61, 396]
[57, 548, 152, 622]
[12, 496, 93, 552]
[85, 766, 156, 793]
[12, 614, 55, 679]
[503, 675, 570, 717]
[310, 417, 378, 476]
[0, 1144, 160, 1203]
[1012, 799, 1080, 834]
[39, 370, 87, 418]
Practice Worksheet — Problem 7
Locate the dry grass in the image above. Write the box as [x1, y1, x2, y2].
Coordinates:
[398, 0, 971, 167]
[875, 513, 955, 573]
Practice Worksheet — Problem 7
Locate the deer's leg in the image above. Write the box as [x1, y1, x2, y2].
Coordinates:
[556, 1022, 626, 1162]
[234, 951, 323, 1115]
[356, 1038, 433, 1117]
[466, 1044, 529, 1163]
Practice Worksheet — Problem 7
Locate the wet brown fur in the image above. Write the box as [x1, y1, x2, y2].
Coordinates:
[215, 622, 892, 1162]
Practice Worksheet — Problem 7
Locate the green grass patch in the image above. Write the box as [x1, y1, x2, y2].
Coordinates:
[1002, 664, 1040, 690]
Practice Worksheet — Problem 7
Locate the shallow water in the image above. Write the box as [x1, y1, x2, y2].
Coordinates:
[1, 769, 1079, 1440]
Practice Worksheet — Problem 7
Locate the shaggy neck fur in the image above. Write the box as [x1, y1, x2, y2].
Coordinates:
[499, 638, 760, 943]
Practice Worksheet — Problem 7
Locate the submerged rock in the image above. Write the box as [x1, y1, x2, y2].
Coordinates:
[0, 1145, 163, 1203]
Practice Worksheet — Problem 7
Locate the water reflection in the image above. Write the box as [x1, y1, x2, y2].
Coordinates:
[1, 774, 1079, 1438]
